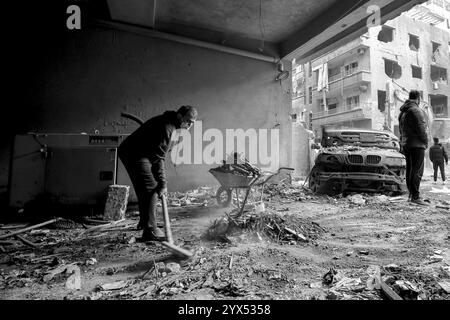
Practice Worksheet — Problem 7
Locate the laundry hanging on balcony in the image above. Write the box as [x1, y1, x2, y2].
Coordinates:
[317, 62, 329, 92]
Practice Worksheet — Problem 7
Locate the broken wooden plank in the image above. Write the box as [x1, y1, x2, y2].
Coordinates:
[284, 227, 307, 241]
[81, 218, 126, 234]
[436, 205, 450, 210]
[0, 218, 62, 240]
[0, 223, 30, 230]
[229, 254, 234, 269]
[0, 245, 5, 253]
[15, 235, 39, 248]
[379, 279, 402, 300]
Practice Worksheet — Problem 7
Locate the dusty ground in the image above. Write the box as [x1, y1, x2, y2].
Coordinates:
[1, 169, 449, 300]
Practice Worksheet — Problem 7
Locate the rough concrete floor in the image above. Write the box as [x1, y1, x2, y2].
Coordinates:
[0, 171, 449, 300]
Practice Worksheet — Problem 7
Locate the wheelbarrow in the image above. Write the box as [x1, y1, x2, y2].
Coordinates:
[209, 166, 294, 216]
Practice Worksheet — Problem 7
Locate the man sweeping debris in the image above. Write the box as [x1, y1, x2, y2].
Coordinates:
[118, 106, 198, 241]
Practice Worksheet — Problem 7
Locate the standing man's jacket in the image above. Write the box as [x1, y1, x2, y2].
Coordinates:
[398, 100, 428, 149]
[429, 143, 448, 163]
[118, 111, 180, 189]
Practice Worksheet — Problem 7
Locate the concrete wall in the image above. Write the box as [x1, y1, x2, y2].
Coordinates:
[3, 24, 292, 193]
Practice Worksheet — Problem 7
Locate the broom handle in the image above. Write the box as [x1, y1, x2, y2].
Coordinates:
[161, 194, 173, 244]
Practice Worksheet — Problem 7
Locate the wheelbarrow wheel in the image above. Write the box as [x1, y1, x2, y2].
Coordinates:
[216, 186, 232, 207]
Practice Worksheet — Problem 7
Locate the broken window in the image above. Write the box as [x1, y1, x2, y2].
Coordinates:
[430, 94, 448, 117]
[411, 65, 422, 79]
[430, 65, 448, 84]
[378, 90, 386, 112]
[384, 58, 402, 79]
[409, 34, 419, 51]
[344, 62, 358, 76]
[377, 26, 394, 43]
[432, 41, 441, 62]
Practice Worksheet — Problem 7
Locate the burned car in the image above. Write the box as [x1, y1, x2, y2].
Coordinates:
[308, 128, 407, 195]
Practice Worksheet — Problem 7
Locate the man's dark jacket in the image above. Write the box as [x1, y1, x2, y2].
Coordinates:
[118, 111, 180, 188]
[398, 100, 428, 149]
[429, 143, 448, 164]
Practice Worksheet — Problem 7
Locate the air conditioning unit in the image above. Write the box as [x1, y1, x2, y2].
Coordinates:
[357, 48, 366, 55]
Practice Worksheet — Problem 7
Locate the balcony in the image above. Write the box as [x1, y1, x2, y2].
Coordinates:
[312, 102, 373, 125]
[313, 70, 371, 95]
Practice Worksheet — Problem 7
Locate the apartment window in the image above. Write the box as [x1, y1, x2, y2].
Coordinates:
[344, 62, 358, 76]
[377, 26, 394, 43]
[432, 41, 441, 62]
[328, 103, 338, 114]
[378, 90, 386, 112]
[346, 96, 360, 109]
[411, 65, 422, 79]
[309, 87, 312, 104]
[430, 65, 448, 83]
[432, 0, 444, 7]
[384, 58, 402, 79]
[409, 34, 419, 51]
[309, 63, 312, 77]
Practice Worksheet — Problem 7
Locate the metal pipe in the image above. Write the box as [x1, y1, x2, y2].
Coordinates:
[91, 19, 279, 64]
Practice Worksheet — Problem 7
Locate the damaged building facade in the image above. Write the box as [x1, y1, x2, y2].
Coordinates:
[292, 1, 450, 141]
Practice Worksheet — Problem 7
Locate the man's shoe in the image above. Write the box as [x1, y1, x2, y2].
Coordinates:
[140, 227, 166, 242]
[410, 198, 428, 206]
[407, 194, 412, 202]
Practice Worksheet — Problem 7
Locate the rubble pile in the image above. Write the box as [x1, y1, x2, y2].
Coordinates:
[205, 211, 326, 244]
[316, 263, 450, 300]
[263, 183, 313, 202]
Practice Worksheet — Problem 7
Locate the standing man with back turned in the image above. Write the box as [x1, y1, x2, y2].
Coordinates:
[398, 90, 428, 205]
[429, 137, 448, 185]
[118, 106, 198, 241]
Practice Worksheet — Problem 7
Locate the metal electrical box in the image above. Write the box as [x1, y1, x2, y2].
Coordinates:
[8, 133, 137, 209]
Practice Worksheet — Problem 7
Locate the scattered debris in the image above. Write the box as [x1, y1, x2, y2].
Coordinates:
[348, 194, 366, 205]
[85, 258, 97, 266]
[65, 265, 81, 290]
[438, 281, 450, 294]
[392, 280, 420, 300]
[98, 280, 128, 291]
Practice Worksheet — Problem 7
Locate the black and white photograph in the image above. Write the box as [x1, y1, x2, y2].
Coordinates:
[1, 0, 450, 309]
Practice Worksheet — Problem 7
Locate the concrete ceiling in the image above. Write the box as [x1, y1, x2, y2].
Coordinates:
[90, 0, 427, 62]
